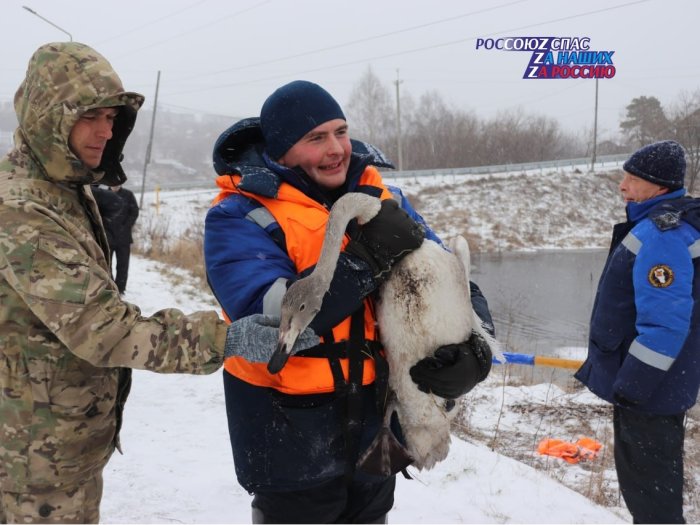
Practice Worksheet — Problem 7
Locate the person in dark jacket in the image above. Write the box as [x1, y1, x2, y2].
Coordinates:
[205, 80, 494, 524]
[109, 184, 139, 294]
[92, 184, 122, 250]
[575, 140, 700, 524]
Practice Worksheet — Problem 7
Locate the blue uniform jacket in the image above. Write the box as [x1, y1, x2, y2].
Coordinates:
[575, 190, 700, 415]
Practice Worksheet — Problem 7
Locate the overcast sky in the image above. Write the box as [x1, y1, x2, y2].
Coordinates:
[3, 0, 699, 144]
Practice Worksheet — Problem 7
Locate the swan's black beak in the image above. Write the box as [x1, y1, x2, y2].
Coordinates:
[267, 343, 292, 374]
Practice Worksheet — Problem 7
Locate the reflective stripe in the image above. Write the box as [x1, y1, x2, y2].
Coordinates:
[622, 232, 641, 255]
[629, 340, 675, 371]
[262, 277, 288, 317]
[246, 207, 276, 229]
[689, 239, 700, 259]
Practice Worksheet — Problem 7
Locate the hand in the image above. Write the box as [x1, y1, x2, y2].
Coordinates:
[345, 199, 424, 280]
[224, 314, 320, 362]
[409, 332, 492, 399]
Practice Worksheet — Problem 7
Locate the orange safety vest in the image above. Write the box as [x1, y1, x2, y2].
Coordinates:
[214, 166, 394, 395]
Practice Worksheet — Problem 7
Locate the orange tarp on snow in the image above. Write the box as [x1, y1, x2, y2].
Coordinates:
[537, 437, 602, 464]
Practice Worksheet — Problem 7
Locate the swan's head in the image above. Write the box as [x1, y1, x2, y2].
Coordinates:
[267, 277, 324, 374]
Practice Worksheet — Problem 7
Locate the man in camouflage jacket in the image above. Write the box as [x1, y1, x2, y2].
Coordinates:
[0, 42, 229, 523]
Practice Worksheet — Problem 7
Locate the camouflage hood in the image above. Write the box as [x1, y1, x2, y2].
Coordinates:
[13, 42, 144, 186]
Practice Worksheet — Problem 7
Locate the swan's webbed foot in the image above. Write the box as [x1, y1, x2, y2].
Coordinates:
[356, 426, 414, 477]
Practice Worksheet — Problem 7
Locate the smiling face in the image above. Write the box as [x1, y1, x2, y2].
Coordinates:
[619, 171, 669, 203]
[278, 119, 351, 190]
[69, 107, 118, 169]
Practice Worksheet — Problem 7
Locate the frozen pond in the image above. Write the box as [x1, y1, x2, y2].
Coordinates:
[472, 249, 607, 357]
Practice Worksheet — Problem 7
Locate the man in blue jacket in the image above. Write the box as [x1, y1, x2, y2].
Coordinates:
[205, 80, 494, 523]
[576, 140, 700, 524]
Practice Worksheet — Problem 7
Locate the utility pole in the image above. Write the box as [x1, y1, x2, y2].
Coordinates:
[394, 69, 403, 172]
[139, 70, 160, 209]
[591, 78, 599, 172]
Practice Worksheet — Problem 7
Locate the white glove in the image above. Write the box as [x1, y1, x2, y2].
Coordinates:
[224, 314, 320, 362]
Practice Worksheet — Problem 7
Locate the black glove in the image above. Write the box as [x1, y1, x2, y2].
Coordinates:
[345, 198, 424, 280]
[409, 332, 493, 399]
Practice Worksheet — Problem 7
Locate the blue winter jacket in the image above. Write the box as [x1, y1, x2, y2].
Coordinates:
[205, 118, 494, 492]
[205, 117, 493, 331]
[575, 189, 700, 415]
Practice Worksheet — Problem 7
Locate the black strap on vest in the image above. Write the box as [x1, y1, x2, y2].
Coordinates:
[344, 309, 365, 482]
[297, 307, 393, 482]
[320, 309, 365, 484]
[306, 333, 389, 421]
[313, 308, 389, 484]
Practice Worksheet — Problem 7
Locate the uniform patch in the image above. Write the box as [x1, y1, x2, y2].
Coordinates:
[648, 264, 674, 287]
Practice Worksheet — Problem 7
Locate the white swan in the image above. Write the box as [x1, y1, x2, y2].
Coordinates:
[268, 192, 499, 473]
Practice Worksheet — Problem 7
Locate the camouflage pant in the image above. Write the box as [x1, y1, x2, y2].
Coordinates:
[0, 473, 103, 524]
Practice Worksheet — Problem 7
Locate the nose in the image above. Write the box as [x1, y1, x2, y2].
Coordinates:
[96, 118, 114, 140]
[327, 135, 344, 156]
[619, 175, 628, 192]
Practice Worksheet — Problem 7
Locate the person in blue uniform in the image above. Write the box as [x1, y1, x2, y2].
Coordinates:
[576, 140, 700, 524]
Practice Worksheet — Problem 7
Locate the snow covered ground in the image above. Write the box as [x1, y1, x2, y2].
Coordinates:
[106, 171, 700, 523]
[100, 256, 627, 524]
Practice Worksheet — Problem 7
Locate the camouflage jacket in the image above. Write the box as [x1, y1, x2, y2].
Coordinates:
[0, 43, 226, 491]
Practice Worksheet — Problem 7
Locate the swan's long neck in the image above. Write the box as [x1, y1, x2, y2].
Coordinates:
[312, 194, 379, 291]
[314, 198, 360, 288]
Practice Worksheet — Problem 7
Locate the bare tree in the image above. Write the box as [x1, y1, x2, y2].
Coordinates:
[402, 90, 480, 169]
[669, 90, 700, 193]
[528, 116, 575, 161]
[345, 66, 395, 147]
[474, 108, 583, 166]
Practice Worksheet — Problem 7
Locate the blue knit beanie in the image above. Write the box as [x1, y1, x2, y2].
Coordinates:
[260, 80, 346, 160]
[623, 140, 686, 190]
